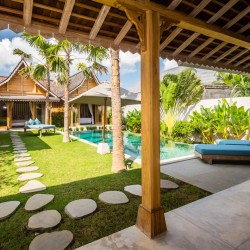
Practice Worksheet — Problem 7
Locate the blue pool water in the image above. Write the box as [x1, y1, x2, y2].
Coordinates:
[73, 130, 194, 160]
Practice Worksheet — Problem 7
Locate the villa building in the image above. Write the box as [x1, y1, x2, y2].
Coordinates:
[0, 59, 103, 130]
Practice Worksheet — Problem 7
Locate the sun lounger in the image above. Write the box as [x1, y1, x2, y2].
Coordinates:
[216, 139, 250, 146]
[24, 124, 56, 137]
[194, 144, 250, 164]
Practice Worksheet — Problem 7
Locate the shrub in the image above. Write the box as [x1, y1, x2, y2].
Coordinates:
[52, 112, 64, 127]
[160, 121, 168, 140]
[171, 121, 195, 144]
[126, 109, 141, 133]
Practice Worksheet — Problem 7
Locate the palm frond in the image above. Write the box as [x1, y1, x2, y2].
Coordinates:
[33, 64, 47, 80]
[13, 48, 31, 59]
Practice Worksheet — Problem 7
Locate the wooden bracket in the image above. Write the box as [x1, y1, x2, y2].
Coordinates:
[160, 19, 174, 39]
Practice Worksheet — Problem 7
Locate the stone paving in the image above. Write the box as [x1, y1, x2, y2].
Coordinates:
[25, 194, 54, 211]
[99, 191, 129, 204]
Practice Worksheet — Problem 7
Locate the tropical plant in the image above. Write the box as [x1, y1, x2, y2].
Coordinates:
[49, 40, 108, 143]
[189, 99, 250, 143]
[217, 72, 250, 97]
[126, 109, 141, 133]
[13, 32, 55, 124]
[51, 112, 64, 127]
[171, 121, 195, 144]
[160, 121, 168, 140]
[160, 68, 204, 111]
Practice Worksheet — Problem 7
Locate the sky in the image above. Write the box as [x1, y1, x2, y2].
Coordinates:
[0, 29, 178, 92]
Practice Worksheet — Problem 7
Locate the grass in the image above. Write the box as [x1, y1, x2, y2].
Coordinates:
[0, 131, 210, 250]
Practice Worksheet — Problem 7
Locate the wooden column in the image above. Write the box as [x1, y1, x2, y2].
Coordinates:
[77, 103, 80, 126]
[32, 102, 37, 120]
[6, 101, 13, 129]
[70, 103, 74, 127]
[136, 10, 167, 238]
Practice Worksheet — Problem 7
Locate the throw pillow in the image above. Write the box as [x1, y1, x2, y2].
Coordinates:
[34, 118, 41, 125]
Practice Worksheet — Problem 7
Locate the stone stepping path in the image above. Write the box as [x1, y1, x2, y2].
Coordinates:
[29, 230, 73, 250]
[27, 210, 61, 231]
[13, 147, 27, 150]
[0, 201, 20, 221]
[14, 153, 30, 157]
[14, 150, 28, 154]
[0, 145, 10, 148]
[99, 191, 129, 204]
[15, 161, 35, 167]
[65, 199, 97, 219]
[160, 179, 179, 189]
[124, 185, 142, 197]
[16, 166, 39, 173]
[25, 194, 54, 211]
[13, 144, 26, 147]
[14, 157, 32, 162]
[19, 180, 46, 194]
[17, 173, 43, 181]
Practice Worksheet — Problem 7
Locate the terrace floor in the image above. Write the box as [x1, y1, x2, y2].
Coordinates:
[77, 180, 250, 250]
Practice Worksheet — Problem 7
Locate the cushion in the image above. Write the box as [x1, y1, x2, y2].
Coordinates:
[216, 139, 250, 146]
[27, 119, 35, 125]
[34, 118, 41, 125]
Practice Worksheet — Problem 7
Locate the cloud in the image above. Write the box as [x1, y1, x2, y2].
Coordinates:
[128, 81, 141, 93]
[162, 59, 178, 71]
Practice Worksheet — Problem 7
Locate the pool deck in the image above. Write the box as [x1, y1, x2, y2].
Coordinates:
[76, 180, 250, 250]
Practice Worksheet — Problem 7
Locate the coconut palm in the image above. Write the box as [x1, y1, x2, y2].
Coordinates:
[13, 33, 55, 124]
[49, 40, 108, 143]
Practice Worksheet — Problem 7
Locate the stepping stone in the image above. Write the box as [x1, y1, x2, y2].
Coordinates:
[18, 173, 43, 181]
[99, 191, 129, 205]
[14, 157, 32, 162]
[25, 194, 54, 211]
[13, 147, 27, 150]
[13, 143, 25, 146]
[27, 210, 61, 231]
[0, 145, 10, 148]
[16, 166, 39, 173]
[160, 179, 179, 190]
[29, 230, 73, 250]
[19, 180, 46, 194]
[14, 150, 27, 154]
[15, 161, 34, 167]
[14, 153, 30, 157]
[65, 199, 97, 219]
[124, 185, 142, 197]
[0, 201, 20, 221]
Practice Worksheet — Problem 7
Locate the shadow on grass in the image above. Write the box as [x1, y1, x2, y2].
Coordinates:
[0, 168, 210, 250]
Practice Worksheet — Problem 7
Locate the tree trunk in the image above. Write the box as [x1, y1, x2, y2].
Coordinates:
[63, 52, 70, 143]
[45, 68, 50, 124]
[111, 49, 126, 173]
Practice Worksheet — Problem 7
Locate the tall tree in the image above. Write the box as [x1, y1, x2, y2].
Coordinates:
[50, 41, 108, 143]
[13, 33, 54, 124]
[111, 49, 126, 173]
[217, 72, 250, 97]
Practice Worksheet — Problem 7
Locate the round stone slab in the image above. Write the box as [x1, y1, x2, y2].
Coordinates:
[15, 161, 35, 167]
[16, 166, 39, 173]
[14, 150, 27, 154]
[124, 185, 142, 197]
[19, 180, 46, 194]
[0, 201, 20, 221]
[25, 194, 54, 211]
[17, 173, 43, 181]
[29, 230, 73, 250]
[99, 191, 129, 205]
[14, 153, 30, 158]
[27, 210, 61, 231]
[14, 157, 32, 162]
[65, 199, 97, 219]
[13, 147, 27, 150]
[0, 145, 10, 148]
[160, 179, 179, 189]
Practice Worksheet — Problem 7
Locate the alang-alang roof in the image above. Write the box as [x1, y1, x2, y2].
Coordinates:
[0, 0, 249, 75]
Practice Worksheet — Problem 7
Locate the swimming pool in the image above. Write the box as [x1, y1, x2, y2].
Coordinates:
[73, 130, 194, 160]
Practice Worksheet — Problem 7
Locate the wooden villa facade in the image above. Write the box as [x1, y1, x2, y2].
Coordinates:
[0, 59, 103, 129]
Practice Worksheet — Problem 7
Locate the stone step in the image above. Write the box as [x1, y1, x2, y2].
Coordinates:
[16, 166, 39, 173]
[19, 180, 46, 194]
[17, 173, 43, 181]
[0, 201, 20, 221]
[99, 191, 129, 204]
[14, 157, 32, 162]
[25, 194, 54, 211]
[15, 161, 35, 167]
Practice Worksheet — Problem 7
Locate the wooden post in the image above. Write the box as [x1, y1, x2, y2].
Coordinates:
[102, 98, 107, 142]
[32, 102, 37, 120]
[136, 10, 167, 238]
[6, 101, 13, 129]
[77, 103, 80, 126]
[70, 103, 74, 127]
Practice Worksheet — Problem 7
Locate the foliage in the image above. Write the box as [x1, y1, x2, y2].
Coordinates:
[217, 72, 250, 97]
[189, 98, 250, 143]
[171, 121, 195, 144]
[160, 121, 168, 140]
[126, 109, 141, 133]
[51, 112, 64, 127]
[160, 68, 204, 111]
[108, 108, 127, 125]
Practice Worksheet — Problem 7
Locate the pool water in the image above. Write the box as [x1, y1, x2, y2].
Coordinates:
[73, 130, 194, 160]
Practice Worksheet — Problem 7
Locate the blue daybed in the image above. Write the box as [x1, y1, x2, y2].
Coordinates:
[195, 143, 250, 164]
[24, 119, 56, 136]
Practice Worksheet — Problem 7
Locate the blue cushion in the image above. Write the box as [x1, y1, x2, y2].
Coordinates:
[216, 139, 250, 146]
[34, 118, 41, 125]
[28, 119, 35, 125]
[195, 144, 250, 156]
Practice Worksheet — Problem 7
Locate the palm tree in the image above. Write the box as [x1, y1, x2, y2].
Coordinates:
[13, 33, 55, 124]
[50, 40, 108, 143]
[111, 49, 126, 173]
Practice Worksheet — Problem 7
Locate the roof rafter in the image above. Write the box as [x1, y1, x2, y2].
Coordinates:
[114, 20, 133, 45]
[225, 49, 249, 65]
[201, 42, 227, 61]
[213, 45, 239, 63]
[59, 0, 75, 34]
[23, 0, 33, 26]
[234, 54, 250, 67]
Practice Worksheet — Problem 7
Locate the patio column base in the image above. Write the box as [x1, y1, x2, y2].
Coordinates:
[136, 204, 167, 238]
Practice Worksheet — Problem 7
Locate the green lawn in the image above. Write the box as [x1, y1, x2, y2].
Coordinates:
[0, 131, 210, 250]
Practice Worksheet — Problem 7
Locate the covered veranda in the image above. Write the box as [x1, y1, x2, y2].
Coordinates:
[0, 0, 249, 244]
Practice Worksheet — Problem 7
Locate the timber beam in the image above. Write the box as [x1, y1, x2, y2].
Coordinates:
[23, 0, 33, 26]
[59, 0, 75, 34]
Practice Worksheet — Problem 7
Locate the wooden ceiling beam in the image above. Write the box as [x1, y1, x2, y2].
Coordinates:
[59, 0, 75, 34]
[89, 5, 111, 40]
[213, 45, 239, 63]
[201, 42, 227, 61]
[167, 0, 182, 10]
[243, 61, 250, 69]
[234, 54, 250, 67]
[225, 49, 249, 65]
[114, 20, 133, 45]
[23, 0, 33, 26]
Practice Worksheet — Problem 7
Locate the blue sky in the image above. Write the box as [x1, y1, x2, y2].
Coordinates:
[0, 29, 177, 92]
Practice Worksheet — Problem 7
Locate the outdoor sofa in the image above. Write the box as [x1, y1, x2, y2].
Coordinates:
[194, 140, 250, 164]
[24, 118, 56, 137]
